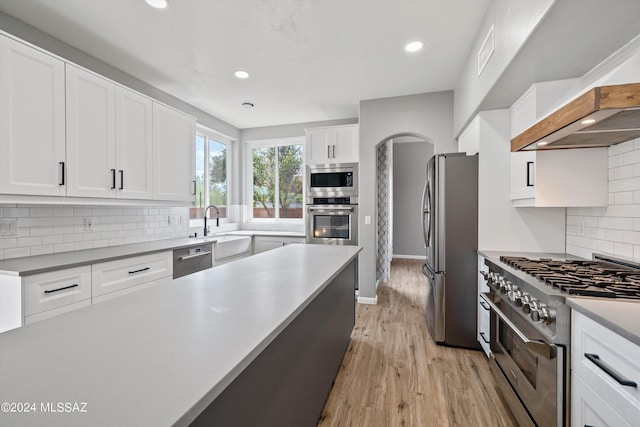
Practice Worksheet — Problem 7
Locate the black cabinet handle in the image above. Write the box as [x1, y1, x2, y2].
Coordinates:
[44, 284, 78, 294]
[111, 169, 116, 189]
[585, 353, 637, 388]
[327, 145, 331, 159]
[479, 332, 490, 344]
[526, 161, 534, 187]
[480, 300, 490, 311]
[119, 170, 124, 190]
[128, 267, 150, 275]
[192, 180, 196, 196]
[59, 162, 65, 186]
[332, 144, 336, 158]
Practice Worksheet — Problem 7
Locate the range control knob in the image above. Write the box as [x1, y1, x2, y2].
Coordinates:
[500, 280, 512, 294]
[528, 300, 542, 320]
[516, 293, 531, 314]
[539, 306, 554, 324]
[510, 289, 522, 303]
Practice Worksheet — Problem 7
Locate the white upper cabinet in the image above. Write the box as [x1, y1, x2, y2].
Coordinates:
[152, 103, 195, 202]
[0, 35, 66, 196]
[65, 64, 116, 198]
[306, 124, 358, 164]
[115, 86, 153, 200]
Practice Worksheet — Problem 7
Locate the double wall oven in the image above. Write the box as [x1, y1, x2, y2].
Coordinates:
[305, 163, 358, 246]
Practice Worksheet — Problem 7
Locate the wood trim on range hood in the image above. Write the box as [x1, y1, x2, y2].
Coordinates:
[511, 83, 640, 152]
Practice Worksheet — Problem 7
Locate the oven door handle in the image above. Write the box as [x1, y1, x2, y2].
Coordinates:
[481, 293, 554, 360]
[308, 206, 354, 212]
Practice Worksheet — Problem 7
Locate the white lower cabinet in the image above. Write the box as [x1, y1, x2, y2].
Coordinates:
[571, 310, 640, 426]
[477, 254, 491, 356]
[253, 236, 305, 254]
[91, 251, 172, 302]
[23, 266, 92, 325]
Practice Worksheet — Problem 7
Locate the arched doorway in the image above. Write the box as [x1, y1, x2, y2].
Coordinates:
[375, 134, 434, 286]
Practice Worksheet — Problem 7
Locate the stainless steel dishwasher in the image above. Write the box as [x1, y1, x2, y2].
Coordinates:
[173, 243, 213, 279]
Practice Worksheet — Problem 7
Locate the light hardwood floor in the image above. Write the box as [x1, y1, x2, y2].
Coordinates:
[318, 259, 518, 427]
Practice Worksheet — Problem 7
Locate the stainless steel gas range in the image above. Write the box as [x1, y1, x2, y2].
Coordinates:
[480, 252, 640, 427]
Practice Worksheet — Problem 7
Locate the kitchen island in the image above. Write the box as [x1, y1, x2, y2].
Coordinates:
[0, 244, 360, 426]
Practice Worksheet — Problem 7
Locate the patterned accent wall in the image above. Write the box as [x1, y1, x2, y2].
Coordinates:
[377, 141, 391, 283]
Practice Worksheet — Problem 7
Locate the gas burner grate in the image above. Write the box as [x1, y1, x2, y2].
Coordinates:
[498, 256, 640, 300]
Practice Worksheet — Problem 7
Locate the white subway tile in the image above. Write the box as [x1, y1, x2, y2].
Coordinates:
[609, 140, 634, 156]
[53, 243, 75, 253]
[0, 238, 17, 249]
[54, 208, 74, 217]
[614, 242, 634, 259]
[17, 236, 42, 247]
[53, 226, 74, 235]
[41, 217, 64, 226]
[92, 240, 109, 248]
[73, 241, 92, 251]
[624, 149, 640, 165]
[4, 208, 30, 217]
[613, 191, 634, 205]
[613, 164, 634, 180]
[31, 245, 54, 256]
[4, 247, 30, 259]
[30, 227, 53, 237]
[609, 153, 624, 168]
[63, 234, 84, 243]
[42, 235, 64, 245]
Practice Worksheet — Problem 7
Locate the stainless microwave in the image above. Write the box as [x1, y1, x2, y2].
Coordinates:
[306, 163, 358, 198]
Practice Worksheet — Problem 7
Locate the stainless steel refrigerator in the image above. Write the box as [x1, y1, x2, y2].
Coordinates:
[421, 153, 479, 349]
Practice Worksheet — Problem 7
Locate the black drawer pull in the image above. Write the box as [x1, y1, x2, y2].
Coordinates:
[44, 284, 78, 294]
[526, 161, 534, 187]
[585, 353, 637, 388]
[119, 170, 124, 190]
[59, 162, 65, 186]
[479, 332, 490, 344]
[128, 267, 150, 275]
[111, 169, 116, 189]
[479, 300, 490, 311]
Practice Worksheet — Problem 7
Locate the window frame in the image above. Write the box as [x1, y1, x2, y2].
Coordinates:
[191, 125, 232, 227]
[245, 136, 305, 223]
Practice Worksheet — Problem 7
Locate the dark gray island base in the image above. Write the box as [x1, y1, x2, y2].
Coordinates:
[192, 260, 355, 426]
[0, 245, 361, 427]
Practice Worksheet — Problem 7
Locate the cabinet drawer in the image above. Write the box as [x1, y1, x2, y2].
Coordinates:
[24, 266, 92, 316]
[572, 311, 640, 419]
[571, 372, 632, 427]
[92, 276, 171, 304]
[92, 251, 172, 297]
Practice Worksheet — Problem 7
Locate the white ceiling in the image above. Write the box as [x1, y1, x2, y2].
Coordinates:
[0, 0, 490, 129]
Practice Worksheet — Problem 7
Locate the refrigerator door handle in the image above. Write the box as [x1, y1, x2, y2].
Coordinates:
[421, 179, 431, 248]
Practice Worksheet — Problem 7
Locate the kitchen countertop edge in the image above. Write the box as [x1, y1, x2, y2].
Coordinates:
[566, 298, 640, 347]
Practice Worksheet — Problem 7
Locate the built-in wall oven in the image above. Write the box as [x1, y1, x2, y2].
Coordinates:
[306, 163, 357, 198]
[306, 196, 358, 246]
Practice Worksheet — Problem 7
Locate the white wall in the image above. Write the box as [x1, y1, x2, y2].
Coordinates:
[567, 138, 640, 261]
[0, 204, 190, 260]
[358, 92, 457, 302]
[392, 141, 433, 258]
[454, 0, 554, 135]
[462, 110, 566, 252]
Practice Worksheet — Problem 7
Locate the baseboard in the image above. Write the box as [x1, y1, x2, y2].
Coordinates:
[357, 295, 378, 305]
[392, 254, 424, 260]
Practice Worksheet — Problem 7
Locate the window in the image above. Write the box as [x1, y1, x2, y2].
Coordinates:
[191, 127, 230, 222]
[248, 138, 304, 220]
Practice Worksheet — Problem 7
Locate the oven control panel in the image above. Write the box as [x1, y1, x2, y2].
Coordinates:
[485, 272, 555, 325]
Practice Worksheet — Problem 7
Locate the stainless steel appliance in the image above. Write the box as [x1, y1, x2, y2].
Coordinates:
[481, 252, 640, 427]
[173, 243, 213, 279]
[422, 153, 479, 349]
[306, 196, 358, 246]
[306, 163, 358, 198]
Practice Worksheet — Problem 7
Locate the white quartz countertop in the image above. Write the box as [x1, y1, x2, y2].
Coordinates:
[0, 237, 217, 276]
[0, 244, 361, 427]
[567, 298, 640, 346]
[0, 232, 306, 277]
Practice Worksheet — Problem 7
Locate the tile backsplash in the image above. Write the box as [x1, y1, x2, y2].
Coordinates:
[566, 138, 640, 261]
[0, 205, 190, 260]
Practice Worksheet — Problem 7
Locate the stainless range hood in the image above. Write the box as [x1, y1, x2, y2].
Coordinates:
[511, 83, 640, 151]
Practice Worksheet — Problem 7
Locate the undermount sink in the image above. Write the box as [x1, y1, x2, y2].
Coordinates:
[190, 236, 218, 243]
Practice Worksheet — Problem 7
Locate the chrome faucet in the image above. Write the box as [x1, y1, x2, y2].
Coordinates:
[203, 205, 219, 236]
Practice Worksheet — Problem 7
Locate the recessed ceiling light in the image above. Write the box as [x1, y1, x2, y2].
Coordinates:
[537, 141, 549, 146]
[405, 41, 424, 53]
[242, 102, 254, 109]
[581, 118, 596, 125]
[145, 0, 168, 9]
[235, 70, 250, 79]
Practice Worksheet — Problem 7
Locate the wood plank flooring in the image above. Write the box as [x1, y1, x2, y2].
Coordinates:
[318, 259, 518, 427]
